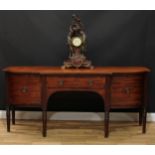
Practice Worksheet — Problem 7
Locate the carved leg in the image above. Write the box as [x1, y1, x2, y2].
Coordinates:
[12, 105, 15, 125]
[139, 108, 143, 126]
[6, 105, 10, 132]
[42, 109, 47, 137]
[104, 110, 109, 138]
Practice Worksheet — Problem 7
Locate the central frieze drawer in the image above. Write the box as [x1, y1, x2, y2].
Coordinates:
[47, 76, 106, 89]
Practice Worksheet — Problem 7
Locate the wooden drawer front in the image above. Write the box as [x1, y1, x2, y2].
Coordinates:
[111, 75, 144, 107]
[8, 75, 41, 105]
[47, 76, 106, 89]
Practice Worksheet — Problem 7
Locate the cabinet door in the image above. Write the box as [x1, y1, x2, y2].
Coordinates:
[8, 74, 41, 105]
[111, 75, 144, 108]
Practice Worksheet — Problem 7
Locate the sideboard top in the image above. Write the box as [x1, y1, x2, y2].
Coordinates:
[2, 66, 151, 75]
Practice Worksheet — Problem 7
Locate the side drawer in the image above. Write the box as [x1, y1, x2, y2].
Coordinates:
[111, 75, 144, 108]
[8, 74, 41, 105]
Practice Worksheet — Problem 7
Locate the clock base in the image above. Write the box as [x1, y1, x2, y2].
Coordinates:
[62, 54, 93, 69]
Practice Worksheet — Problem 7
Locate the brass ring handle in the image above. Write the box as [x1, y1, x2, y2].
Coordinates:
[88, 80, 93, 86]
[21, 86, 29, 93]
[58, 80, 64, 86]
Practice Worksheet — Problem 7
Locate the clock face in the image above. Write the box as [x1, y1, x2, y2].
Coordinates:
[71, 37, 82, 47]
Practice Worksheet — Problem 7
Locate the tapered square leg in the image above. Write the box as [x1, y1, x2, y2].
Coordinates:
[142, 108, 147, 133]
[104, 111, 109, 138]
[142, 74, 148, 134]
[104, 76, 111, 138]
[6, 105, 10, 132]
[139, 108, 143, 126]
[12, 106, 15, 125]
[42, 110, 47, 137]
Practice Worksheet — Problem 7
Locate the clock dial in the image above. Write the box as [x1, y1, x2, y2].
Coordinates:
[72, 37, 82, 47]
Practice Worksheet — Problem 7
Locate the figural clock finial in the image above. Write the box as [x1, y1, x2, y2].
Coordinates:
[62, 14, 93, 69]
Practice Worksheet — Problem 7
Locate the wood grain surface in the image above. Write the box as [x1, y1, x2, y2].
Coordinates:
[3, 66, 150, 74]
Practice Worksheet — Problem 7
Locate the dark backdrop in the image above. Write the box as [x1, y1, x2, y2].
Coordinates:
[0, 10, 155, 112]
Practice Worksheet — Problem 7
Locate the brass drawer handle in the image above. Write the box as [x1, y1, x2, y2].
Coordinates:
[21, 86, 29, 93]
[58, 80, 64, 86]
[88, 80, 93, 86]
[124, 87, 131, 96]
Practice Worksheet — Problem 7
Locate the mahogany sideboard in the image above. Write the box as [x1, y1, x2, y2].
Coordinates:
[3, 66, 150, 137]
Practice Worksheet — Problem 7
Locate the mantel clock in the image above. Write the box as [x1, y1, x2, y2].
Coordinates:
[62, 14, 93, 69]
